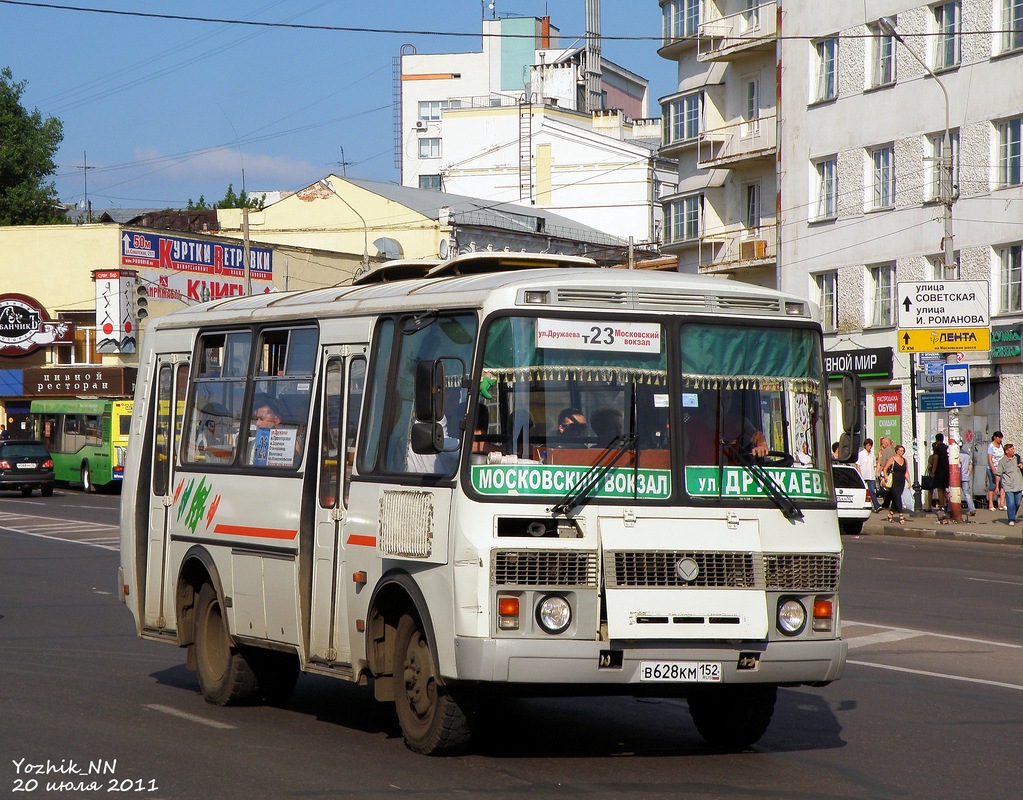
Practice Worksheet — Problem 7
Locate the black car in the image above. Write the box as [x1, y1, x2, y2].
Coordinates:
[0, 439, 55, 497]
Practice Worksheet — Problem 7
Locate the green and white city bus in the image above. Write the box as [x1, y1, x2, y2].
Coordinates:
[33, 398, 133, 491]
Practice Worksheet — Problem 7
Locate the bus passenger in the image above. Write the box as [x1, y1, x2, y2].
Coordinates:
[590, 407, 624, 447]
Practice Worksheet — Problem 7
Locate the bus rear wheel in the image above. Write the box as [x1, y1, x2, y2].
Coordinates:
[81, 463, 95, 493]
[392, 613, 474, 755]
[687, 684, 777, 750]
[194, 583, 260, 706]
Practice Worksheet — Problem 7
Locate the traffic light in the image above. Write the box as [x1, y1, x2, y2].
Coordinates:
[134, 282, 149, 321]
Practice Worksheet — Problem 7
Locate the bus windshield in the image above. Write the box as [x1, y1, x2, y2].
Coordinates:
[469, 316, 830, 506]
[678, 322, 830, 505]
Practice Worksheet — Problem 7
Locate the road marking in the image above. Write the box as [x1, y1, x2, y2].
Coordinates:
[144, 704, 236, 729]
[845, 620, 1023, 650]
[846, 629, 924, 649]
[847, 660, 1023, 692]
[0, 519, 119, 551]
[964, 576, 1023, 587]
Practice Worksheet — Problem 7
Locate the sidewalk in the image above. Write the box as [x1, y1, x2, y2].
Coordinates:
[859, 503, 1023, 546]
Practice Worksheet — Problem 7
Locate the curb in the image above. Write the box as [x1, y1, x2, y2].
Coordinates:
[861, 519, 1020, 546]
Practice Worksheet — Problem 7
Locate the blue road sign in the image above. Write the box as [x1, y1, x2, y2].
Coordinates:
[943, 363, 970, 407]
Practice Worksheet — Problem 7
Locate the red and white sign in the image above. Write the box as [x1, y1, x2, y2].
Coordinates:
[874, 390, 901, 417]
[0, 293, 74, 357]
[94, 270, 136, 354]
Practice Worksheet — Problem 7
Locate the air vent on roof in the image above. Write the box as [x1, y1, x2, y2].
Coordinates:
[556, 288, 630, 306]
[717, 297, 783, 314]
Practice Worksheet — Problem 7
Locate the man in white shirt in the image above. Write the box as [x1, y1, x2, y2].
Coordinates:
[857, 438, 882, 513]
[987, 430, 1005, 511]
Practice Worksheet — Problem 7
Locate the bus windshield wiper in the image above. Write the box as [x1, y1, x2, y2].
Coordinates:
[552, 433, 638, 516]
[727, 445, 804, 521]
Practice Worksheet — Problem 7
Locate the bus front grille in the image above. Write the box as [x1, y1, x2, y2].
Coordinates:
[492, 550, 598, 588]
[764, 553, 841, 592]
[606, 552, 840, 592]
[608, 551, 758, 588]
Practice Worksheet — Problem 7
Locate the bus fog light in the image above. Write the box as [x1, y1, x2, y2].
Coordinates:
[777, 598, 806, 635]
[536, 595, 571, 634]
[498, 596, 519, 630]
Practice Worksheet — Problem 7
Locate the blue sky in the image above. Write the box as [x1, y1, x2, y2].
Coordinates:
[0, 0, 671, 209]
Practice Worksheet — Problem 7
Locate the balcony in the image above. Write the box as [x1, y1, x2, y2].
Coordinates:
[697, 114, 777, 169]
[698, 2, 778, 62]
[697, 223, 777, 274]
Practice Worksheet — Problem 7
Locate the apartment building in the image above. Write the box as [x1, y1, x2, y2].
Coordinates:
[658, 0, 779, 286]
[658, 0, 1023, 479]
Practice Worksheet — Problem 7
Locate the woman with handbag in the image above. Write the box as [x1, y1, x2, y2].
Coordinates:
[881, 445, 910, 524]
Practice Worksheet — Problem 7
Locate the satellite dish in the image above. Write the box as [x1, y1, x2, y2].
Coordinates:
[439, 239, 448, 259]
[372, 237, 403, 260]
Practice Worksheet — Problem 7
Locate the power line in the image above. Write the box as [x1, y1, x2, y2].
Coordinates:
[2, 1, 1020, 42]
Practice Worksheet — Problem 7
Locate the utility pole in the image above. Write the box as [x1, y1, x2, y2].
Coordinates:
[242, 168, 251, 296]
[880, 17, 960, 519]
[77, 151, 95, 223]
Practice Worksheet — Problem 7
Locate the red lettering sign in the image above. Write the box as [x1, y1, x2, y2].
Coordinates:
[874, 391, 901, 417]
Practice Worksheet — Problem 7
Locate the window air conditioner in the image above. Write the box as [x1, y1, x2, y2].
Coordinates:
[414, 120, 428, 131]
[740, 239, 767, 260]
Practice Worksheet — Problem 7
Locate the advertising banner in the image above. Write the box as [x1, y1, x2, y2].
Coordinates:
[121, 230, 272, 282]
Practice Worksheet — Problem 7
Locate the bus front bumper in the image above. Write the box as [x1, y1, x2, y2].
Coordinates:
[452, 636, 847, 687]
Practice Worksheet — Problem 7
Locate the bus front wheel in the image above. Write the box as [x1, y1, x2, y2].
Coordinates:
[687, 684, 777, 750]
[194, 583, 260, 706]
[392, 613, 474, 755]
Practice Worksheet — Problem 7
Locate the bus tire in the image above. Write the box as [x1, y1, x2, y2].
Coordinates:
[41, 486, 53, 497]
[687, 684, 777, 750]
[81, 463, 95, 493]
[194, 582, 260, 706]
[392, 612, 474, 755]
[21, 487, 33, 497]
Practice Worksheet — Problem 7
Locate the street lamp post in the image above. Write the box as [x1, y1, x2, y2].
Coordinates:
[318, 178, 371, 277]
[879, 17, 961, 520]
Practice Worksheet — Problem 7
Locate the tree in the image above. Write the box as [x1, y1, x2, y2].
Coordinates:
[188, 184, 265, 211]
[0, 67, 64, 225]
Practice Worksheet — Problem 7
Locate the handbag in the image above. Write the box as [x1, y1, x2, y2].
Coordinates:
[880, 469, 893, 490]
[921, 475, 933, 491]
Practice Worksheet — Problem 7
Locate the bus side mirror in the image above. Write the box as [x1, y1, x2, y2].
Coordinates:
[410, 421, 445, 454]
[414, 359, 445, 422]
[837, 374, 861, 462]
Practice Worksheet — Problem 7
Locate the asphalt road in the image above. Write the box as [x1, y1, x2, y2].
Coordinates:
[1, 490, 1020, 799]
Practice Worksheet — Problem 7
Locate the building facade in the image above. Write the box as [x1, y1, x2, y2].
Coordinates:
[0, 224, 361, 435]
[658, 0, 1023, 484]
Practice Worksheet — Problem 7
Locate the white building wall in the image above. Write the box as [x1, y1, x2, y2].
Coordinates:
[440, 108, 666, 243]
[780, 0, 1023, 475]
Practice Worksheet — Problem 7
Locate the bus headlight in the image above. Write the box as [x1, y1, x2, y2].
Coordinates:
[777, 598, 806, 635]
[536, 595, 571, 634]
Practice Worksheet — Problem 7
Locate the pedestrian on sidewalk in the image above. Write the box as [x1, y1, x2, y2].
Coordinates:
[987, 430, 1005, 510]
[929, 433, 950, 512]
[994, 443, 1023, 526]
[959, 444, 977, 514]
[880, 444, 910, 524]
[857, 438, 882, 513]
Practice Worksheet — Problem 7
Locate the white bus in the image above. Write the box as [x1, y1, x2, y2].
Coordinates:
[119, 252, 850, 755]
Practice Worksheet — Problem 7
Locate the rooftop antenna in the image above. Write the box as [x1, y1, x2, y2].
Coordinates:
[335, 145, 354, 178]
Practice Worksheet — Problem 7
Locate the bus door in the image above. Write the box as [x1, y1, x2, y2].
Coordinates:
[309, 346, 367, 663]
[143, 356, 190, 631]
